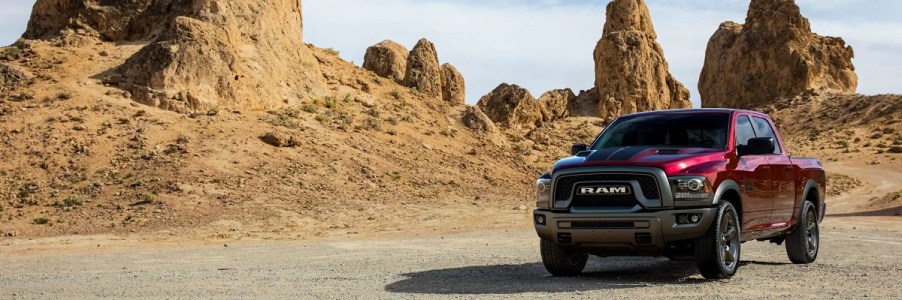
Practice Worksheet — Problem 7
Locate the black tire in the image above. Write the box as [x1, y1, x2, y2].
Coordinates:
[540, 239, 588, 276]
[786, 201, 819, 264]
[695, 201, 741, 279]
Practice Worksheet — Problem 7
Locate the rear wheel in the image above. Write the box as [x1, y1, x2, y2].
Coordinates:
[540, 239, 588, 276]
[786, 201, 819, 264]
[695, 201, 741, 279]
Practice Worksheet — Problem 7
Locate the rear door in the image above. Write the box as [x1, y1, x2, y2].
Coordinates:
[734, 115, 773, 231]
[752, 116, 795, 225]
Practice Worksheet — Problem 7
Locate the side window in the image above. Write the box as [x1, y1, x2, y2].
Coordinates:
[752, 117, 782, 154]
[735, 116, 755, 147]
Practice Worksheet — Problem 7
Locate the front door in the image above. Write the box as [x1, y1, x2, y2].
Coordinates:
[752, 116, 795, 224]
[734, 115, 773, 231]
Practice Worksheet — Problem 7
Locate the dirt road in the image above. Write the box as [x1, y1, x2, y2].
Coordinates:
[1, 219, 901, 299]
[2, 162, 901, 298]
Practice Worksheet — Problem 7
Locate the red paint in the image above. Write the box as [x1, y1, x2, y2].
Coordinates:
[550, 109, 827, 235]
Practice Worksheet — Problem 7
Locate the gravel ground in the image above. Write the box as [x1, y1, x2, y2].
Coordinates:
[1, 218, 901, 299]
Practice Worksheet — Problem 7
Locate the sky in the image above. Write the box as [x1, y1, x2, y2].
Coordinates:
[3, 0, 900, 107]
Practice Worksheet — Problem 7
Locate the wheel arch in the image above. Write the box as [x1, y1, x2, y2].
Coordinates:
[713, 180, 743, 224]
[797, 179, 821, 223]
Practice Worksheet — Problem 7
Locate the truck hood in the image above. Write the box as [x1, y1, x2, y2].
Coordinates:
[551, 146, 728, 176]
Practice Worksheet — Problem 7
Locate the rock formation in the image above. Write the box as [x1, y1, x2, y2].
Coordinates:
[568, 88, 601, 118]
[461, 106, 498, 133]
[699, 0, 857, 109]
[476, 83, 543, 129]
[24, 0, 173, 42]
[0, 63, 33, 95]
[363, 40, 408, 83]
[26, 0, 325, 113]
[403, 39, 443, 99]
[441, 63, 466, 106]
[538, 89, 575, 122]
[593, 0, 691, 121]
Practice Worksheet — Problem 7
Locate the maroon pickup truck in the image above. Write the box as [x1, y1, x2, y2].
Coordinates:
[533, 109, 826, 279]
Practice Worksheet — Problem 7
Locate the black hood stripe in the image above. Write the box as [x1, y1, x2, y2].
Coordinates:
[586, 146, 653, 161]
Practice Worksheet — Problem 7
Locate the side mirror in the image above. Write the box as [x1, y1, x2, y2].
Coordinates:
[739, 137, 775, 156]
[571, 143, 588, 156]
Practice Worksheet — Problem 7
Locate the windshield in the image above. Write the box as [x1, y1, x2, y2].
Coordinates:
[592, 113, 730, 150]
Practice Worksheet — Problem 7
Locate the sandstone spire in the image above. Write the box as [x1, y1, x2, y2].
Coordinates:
[25, 0, 325, 113]
[699, 0, 857, 109]
[403, 39, 444, 99]
[593, 0, 691, 121]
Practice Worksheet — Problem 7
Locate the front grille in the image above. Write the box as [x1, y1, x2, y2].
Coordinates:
[570, 221, 635, 229]
[570, 194, 637, 208]
[554, 173, 660, 201]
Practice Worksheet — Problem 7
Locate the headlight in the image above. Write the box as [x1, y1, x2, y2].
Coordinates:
[536, 178, 552, 208]
[669, 176, 713, 201]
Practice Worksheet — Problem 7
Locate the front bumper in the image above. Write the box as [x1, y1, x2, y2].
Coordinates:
[534, 207, 716, 256]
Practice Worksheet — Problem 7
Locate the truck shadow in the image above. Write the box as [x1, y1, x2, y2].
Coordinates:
[829, 205, 902, 217]
[384, 258, 708, 295]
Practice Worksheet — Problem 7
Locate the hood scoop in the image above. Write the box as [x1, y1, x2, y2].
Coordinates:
[655, 149, 681, 155]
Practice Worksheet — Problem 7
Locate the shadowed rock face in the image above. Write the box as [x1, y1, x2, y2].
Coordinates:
[538, 89, 575, 122]
[363, 40, 409, 83]
[477, 83, 544, 130]
[593, 0, 691, 121]
[699, 0, 857, 109]
[26, 0, 325, 113]
[403, 39, 444, 100]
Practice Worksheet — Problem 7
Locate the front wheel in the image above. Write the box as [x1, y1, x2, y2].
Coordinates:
[786, 201, 819, 264]
[540, 239, 588, 276]
[695, 201, 741, 279]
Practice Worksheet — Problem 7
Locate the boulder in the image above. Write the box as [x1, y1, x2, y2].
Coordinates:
[538, 89, 575, 122]
[476, 83, 543, 129]
[0, 63, 33, 95]
[260, 132, 300, 148]
[593, 0, 691, 121]
[363, 40, 408, 83]
[699, 0, 857, 109]
[461, 106, 498, 133]
[403, 38, 443, 99]
[441, 63, 466, 106]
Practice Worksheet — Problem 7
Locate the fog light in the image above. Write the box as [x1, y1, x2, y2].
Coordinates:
[535, 214, 546, 225]
[677, 213, 702, 225]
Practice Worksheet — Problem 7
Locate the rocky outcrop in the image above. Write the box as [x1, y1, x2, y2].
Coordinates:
[363, 40, 408, 83]
[538, 89, 575, 122]
[461, 106, 498, 133]
[0, 63, 33, 95]
[101, 0, 323, 113]
[403, 39, 443, 99]
[441, 64, 466, 106]
[24, 0, 186, 42]
[699, 0, 857, 109]
[593, 0, 691, 121]
[25, 0, 324, 113]
[568, 88, 600, 118]
[476, 83, 543, 129]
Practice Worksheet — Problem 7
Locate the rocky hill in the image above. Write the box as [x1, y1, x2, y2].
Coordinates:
[1, 0, 898, 239]
[0, 0, 609, 239]
[699, 0, 858, 109]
